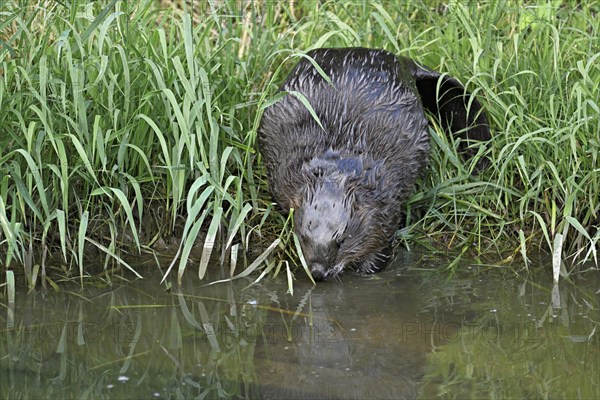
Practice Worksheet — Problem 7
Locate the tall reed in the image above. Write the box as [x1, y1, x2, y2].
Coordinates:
[0, 1, 597, 288]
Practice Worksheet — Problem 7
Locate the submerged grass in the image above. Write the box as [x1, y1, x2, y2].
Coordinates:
[0, 0, 598, 288]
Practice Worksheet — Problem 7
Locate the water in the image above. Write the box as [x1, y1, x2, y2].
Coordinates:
[1, 252, 598, 399]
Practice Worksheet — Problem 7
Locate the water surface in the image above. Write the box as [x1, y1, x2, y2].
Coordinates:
[1, 252, 598, 399]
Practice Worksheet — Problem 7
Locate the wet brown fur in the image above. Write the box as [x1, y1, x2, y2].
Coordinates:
[259, 48, 490, 280]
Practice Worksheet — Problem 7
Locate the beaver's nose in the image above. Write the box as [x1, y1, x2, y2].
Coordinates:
[310, 263, 328, 281]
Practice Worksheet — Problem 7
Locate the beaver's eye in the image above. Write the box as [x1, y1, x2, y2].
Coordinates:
[296, 232, 306, 244]
[336, 238, 346, 247]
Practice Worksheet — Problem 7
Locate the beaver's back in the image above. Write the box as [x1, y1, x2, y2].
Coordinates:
[259, 48, 430, 211]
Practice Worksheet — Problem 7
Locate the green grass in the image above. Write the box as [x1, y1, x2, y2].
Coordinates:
[0, 0, 598, 288]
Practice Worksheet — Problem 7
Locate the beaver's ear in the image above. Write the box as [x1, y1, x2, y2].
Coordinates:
[405, 59, 492, 171]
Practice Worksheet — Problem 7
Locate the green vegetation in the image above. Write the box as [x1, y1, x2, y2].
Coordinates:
[0, 0, 598, 288]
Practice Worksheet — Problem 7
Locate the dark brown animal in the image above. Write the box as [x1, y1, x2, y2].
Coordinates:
[259, 48, 490, 281]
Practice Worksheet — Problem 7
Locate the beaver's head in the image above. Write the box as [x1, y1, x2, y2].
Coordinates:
[293, 156, 394, 281]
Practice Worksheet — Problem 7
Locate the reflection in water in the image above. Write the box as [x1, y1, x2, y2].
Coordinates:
[419, 268, 600, 399]
[251, 278, 433, 399]
[0, 253, 598, 399]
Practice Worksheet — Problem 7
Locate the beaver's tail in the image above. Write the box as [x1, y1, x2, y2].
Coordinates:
[403, 58, 492, 171]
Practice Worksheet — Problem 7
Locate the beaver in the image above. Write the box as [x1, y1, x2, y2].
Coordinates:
[258, 47, 490, 281]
